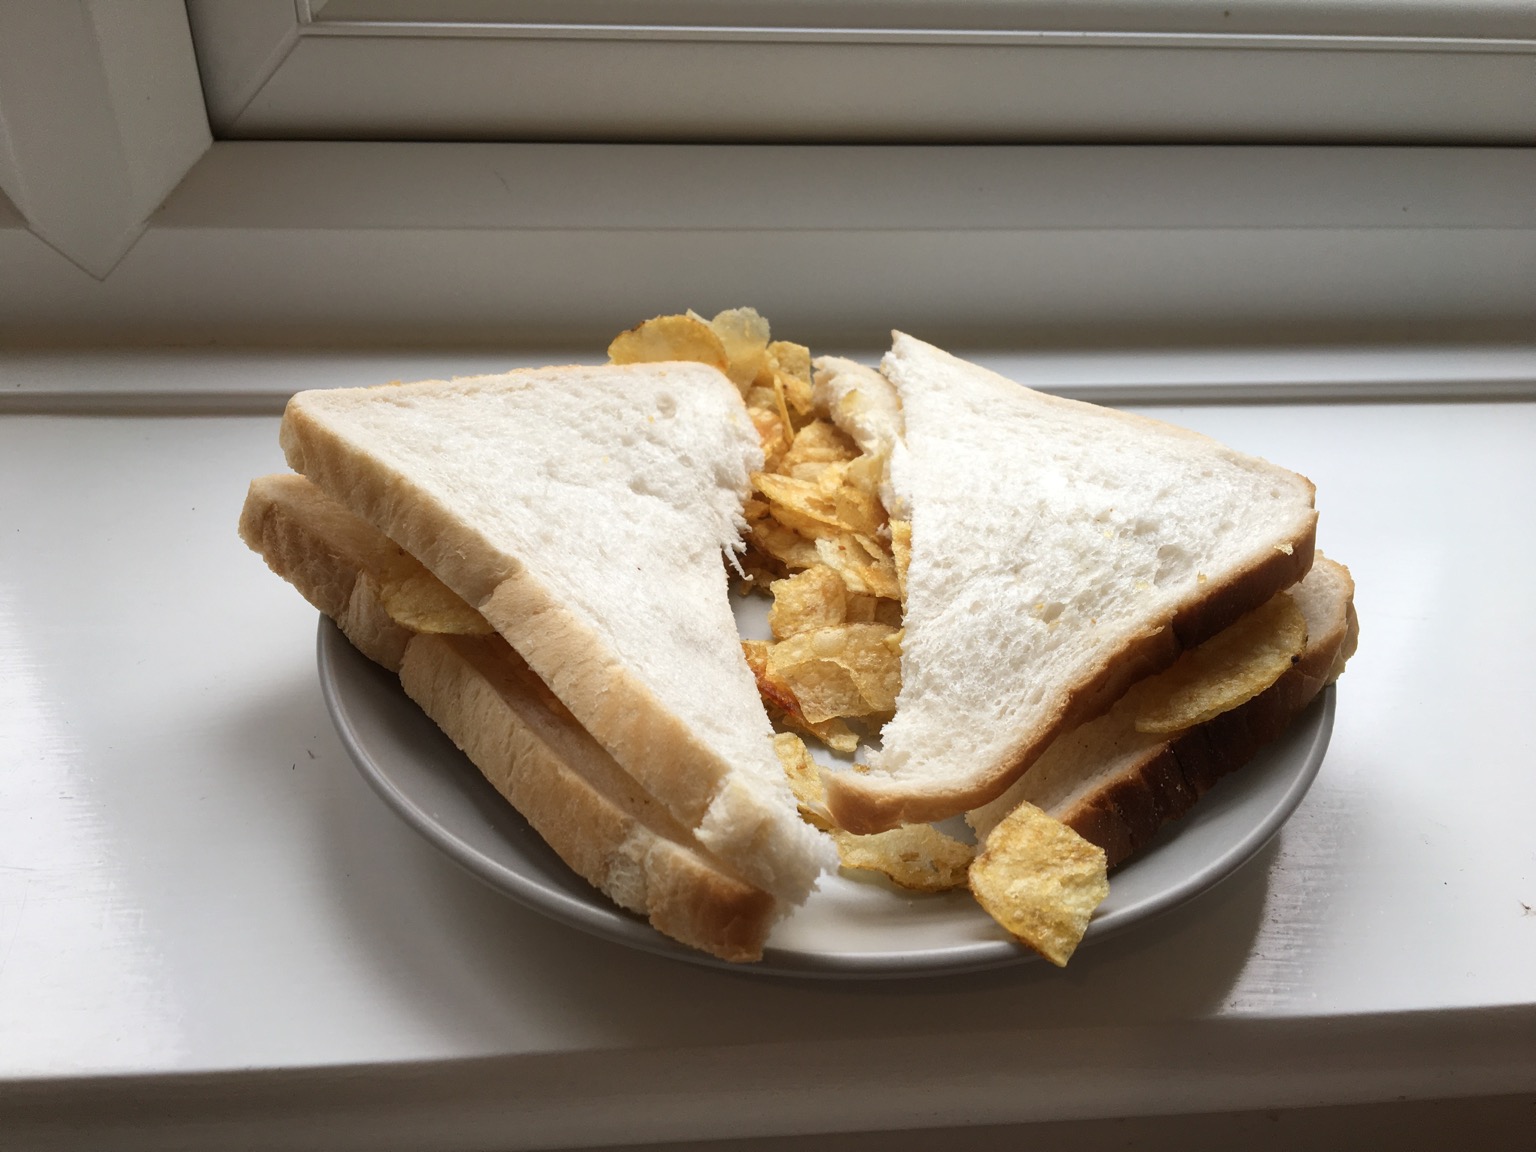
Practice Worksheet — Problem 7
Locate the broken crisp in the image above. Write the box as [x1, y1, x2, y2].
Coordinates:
[968, 803, 1109, 967]
[607, 313, 728, 372]
[766, 623, 901, 722]
[834, 824, 974, 893]
[769, 565, 848, 639]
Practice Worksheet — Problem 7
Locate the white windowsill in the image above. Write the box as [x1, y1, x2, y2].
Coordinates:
[1, 349, 1534, 1149]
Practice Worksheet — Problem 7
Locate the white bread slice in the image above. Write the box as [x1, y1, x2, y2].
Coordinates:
[969, 555, 1357, 866]
[278, 364, 834, 903]
[239, 473, 781, 962]
[824, 335, 1318, 833]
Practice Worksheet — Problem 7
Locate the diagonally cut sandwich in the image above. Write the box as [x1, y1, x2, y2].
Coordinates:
[242, 466, 1355, 964]
[818, 334, 1320, 834]
[240, 473, 782, 961]
[277, 363, 836, 905]
[241, 310, 1356, 967]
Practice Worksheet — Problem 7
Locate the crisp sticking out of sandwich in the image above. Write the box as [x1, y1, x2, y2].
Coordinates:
[821, 334, 1319, 833]
[278, 364, 835, 903]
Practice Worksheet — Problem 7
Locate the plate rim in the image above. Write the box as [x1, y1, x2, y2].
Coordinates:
[317, 618, 1334, 979]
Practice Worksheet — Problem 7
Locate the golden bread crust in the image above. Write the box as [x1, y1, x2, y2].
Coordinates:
[480, 578, 721, 828]
[238, 473, 419, 671]
[1059, 556, 1354, 867]
[402, 634, 778, 962]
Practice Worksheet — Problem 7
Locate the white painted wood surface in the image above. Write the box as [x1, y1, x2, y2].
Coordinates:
[0, 349, 1532, 1148]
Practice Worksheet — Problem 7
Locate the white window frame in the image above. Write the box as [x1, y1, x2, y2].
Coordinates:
[187, 0, 1536, 144]
[1, 0, 1532, 373]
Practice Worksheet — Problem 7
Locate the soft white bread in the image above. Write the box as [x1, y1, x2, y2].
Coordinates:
[810, 356, 906, 517]
[968, 555, 1357, 866]
[824, 335, 1318, 833]
[239, 473, 781, 962]
[278, 364, 834, 903]
[811, 358, 905, 466]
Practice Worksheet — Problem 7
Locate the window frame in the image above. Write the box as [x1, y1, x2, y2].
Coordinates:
[186, 0, 1536, 144]
[2, 0, 1532, 356]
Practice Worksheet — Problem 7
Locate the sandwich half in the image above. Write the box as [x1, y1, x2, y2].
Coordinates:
[277, 363, 835, 904]
[816, 335, 1319, 833]
[240, 472, 784, 962]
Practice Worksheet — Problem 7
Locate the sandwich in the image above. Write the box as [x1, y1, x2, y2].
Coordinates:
[240, 472, 784, 962]
[810, 335, 1319, 834]
[732, 322, 1351, 962]
[241, 309, 1356, 966]
[274, 360, 836, 906]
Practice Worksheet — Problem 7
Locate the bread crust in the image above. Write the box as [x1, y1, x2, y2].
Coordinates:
[240, 474, 781, 962]
[403, 634, 779, 962]
[824, 517, 1319, 834]
[239, 473, 420, 671]
[480, 577, 721, 829]
[992, 557, 1356, 868]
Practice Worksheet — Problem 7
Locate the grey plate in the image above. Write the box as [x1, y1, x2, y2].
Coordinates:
[318, 618, 1334, 979]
